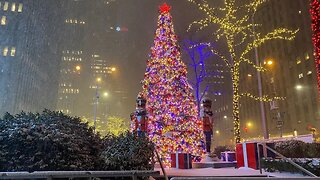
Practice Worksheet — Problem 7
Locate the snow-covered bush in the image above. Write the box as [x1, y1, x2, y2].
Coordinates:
[0, 110, 103, 171]
[100, 132, 155, 170]
[262, 158, 320, 176]
[275, 140, 320, 158]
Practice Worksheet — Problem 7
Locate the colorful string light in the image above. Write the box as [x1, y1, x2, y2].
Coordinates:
[188, 0, 297, 143]
[140, 3, 205, 167]
[310, 0, 320, 101]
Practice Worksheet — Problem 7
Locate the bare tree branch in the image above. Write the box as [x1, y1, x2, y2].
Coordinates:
[240, 58, 267, 72]
[241, 28, 299, 59]
[240, 92, 285, 102]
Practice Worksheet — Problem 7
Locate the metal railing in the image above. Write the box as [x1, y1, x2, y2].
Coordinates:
[0, 170, 160, 180]
[257, 142, 318, 177]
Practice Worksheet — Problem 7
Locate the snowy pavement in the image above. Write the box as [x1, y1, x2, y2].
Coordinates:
[155, 167, 309, 178]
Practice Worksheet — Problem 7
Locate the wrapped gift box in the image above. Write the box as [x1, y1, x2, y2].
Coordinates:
[221, 151, 236, 162]
[236, 142, 275, 170]
[170, 152, 192, 169]
[236, 142, 259, 169]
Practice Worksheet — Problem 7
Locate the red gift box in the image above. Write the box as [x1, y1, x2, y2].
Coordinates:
[170, 152, 192, 169]
[236, 142, 259, 169]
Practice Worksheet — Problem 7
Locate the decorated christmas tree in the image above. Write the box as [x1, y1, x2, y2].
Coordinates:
[141, 3, 204, 166]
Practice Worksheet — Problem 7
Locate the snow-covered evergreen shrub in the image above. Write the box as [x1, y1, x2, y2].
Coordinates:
[100, 132, 155, 170]
[0, 110, 103, 171]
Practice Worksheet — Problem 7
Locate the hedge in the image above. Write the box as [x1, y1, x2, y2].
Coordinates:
[0, 110, 155, 172]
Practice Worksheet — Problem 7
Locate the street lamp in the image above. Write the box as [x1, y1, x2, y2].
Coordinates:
[93, 77, 102, 133]
[103, 92, 109, 97]
[111, 67, 116, 72]
[75, 65, 81, 71]
[264, 59, 274, 66]
[296, 85, 303, 90]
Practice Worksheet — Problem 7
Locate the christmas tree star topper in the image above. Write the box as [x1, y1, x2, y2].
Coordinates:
[159, 3, 171, 13]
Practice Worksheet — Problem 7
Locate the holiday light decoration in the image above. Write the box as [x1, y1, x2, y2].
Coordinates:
[310, 0, 320, 101]
[140, 3, 204, 166]
[183, 40, 216, 117]
[240, 93, 285, 102]
[188, 0, 298, 143]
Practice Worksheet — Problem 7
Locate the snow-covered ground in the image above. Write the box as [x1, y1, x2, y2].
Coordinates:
[155, 167, 309, 178]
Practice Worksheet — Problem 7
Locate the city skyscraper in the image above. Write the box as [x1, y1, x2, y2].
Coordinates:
[239, 0, 320, 139]
[0, 1, 63, 116]
[56, 0, 126, 120]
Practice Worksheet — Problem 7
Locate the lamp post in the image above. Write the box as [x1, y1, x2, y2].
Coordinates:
[93, 77, 101, 133]
[252, 14, 269, 140]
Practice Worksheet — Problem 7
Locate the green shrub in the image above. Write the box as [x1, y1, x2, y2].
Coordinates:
[274, 140, 320, 158]
[213, 145, 231, 159]
[262, 158, 320, 176]
[0, 110, 103, 172]
[307, 143, 320, 158]
[100, 132, 155, 170]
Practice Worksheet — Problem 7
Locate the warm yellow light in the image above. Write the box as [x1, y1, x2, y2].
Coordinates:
[216, 130, 220, 134]
[223, 115, 227, 119]
[103, 92, 109, 97]
[267, 60, 273, 65]
[96, 78, 102, 82]
[247, 122, 252, 127]
[111, 67, 116, 72]
[296, 85, 302, 90]
[75, 65, 81, 71]
[247, 74, 252, 77]
[187, 0, 297, 144]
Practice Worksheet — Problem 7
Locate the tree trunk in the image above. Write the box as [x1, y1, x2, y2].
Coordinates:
[232, 65, 241, 143]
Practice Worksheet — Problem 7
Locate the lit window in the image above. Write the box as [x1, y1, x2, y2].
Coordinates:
[298, 73, 303, 79]
[296, 58, 301, 64]
[307, 71, 312, 75]
[1, 16, 6, 25]
[10, 47, 16, 56]
[11, 3, 15, 11]
[17, 3, 23, 12]
[3, 47, 8, 56]
[3, 2, 8, 11]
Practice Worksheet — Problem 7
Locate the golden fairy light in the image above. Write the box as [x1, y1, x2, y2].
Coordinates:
[188, 0, 298, 143]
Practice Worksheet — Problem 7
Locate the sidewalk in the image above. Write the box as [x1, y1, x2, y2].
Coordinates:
[155, 167, 309, 178]
[155, 167, 267, 177]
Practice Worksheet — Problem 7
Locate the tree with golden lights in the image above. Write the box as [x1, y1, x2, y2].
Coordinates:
[188, 0, 298, 143]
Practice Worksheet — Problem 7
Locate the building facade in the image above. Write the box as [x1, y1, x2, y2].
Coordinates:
[239, 0, 320, 140]
[56, 0, 125, 120]
[0, 1, 63, 116]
